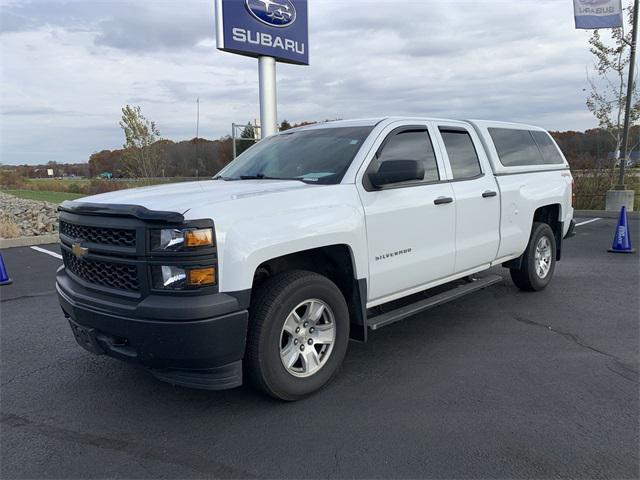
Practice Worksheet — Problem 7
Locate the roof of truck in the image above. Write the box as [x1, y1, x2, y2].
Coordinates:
[288, 117, 547, 132]
[288, 118, 385, 130]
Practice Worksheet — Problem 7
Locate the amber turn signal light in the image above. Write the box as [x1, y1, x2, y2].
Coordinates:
[185, 228, 213, 248]
[186, 267, 216, 286]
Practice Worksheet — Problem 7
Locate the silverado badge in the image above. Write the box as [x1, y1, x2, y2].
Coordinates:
[72, 242, 88, 259]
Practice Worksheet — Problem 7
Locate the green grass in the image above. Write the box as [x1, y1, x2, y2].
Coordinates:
[1, 189, 86, 204]
[28, 178, 92, 183]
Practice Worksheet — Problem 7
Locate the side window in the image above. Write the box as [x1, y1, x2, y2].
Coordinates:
[531, 131, 565, 165]
[369, 129, 439, 185]
[488, 128, 543, 166]
[439, 129, 482, 179]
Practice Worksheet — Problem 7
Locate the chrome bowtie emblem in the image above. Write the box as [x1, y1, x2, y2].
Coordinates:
[72, 242, 88, 259]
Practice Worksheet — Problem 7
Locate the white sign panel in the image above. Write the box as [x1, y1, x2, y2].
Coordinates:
[574, 0, 623, 29]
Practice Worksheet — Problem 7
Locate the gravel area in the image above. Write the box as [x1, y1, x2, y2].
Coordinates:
[0, 192, 59, 238]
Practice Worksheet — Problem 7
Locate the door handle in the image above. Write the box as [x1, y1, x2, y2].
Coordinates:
[434, 196, 454, 205]
[482, 190, 497, 198]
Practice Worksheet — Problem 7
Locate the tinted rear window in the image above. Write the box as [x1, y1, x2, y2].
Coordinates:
[440, 129, 482, 179]
[488, 128, 542, 166]
[531, 131, 565, 164]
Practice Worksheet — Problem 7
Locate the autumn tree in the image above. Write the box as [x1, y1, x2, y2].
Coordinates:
[586, 5, 640, 163]
[216, 136, 234, 170]
[119, 105, 165, 178]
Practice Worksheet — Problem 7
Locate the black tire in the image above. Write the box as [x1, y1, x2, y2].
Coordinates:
[510, 222, 556, 292]
[245, 270, 350, 401]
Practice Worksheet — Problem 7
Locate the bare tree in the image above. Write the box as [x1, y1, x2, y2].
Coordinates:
[119, 105, 165, 178]
[586, 5, 640, 163]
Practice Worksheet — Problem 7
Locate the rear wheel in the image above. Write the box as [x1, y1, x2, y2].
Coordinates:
[245, 270, 349, 400]
[510, 222, 556, 291]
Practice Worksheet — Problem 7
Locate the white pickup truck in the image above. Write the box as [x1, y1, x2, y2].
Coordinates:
[57, 117, 575, 400]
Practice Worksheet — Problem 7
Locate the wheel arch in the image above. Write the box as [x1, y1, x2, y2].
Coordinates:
[503, 202, 564, 270]
[251, 245, 368, 342]
[532, 203, 563, 261]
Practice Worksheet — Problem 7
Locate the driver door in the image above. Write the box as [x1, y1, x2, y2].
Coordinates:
[357, 123, 456, 305]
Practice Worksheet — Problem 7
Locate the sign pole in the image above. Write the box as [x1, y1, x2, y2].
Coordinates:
[616, 0, 638, 189]
[258, 56, 278, 138]
[232, 123, 237, 159]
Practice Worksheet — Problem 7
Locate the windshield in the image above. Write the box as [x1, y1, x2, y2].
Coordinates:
[218, 126, 373, 184]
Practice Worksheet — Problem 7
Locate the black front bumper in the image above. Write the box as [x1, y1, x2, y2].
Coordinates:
[57, 267, 249, 390]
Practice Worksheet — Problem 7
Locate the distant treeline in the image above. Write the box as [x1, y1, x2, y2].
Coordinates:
[2, 125, 638, 179]
[1, 137, 234, 179]
[550, 126, 639, 169]
[88, 137, 234, 178]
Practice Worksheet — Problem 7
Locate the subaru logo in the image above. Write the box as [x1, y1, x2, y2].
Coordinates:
[245, 0, 296, 28]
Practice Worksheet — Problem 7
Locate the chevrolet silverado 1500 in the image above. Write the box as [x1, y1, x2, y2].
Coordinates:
[57, 117, 575, 399]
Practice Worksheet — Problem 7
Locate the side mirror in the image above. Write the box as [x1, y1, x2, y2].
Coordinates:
[367, 160, 425, 188]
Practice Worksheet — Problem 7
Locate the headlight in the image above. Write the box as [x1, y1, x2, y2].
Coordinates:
[150, 228, 214, 251]
[151, 265, 216, 290]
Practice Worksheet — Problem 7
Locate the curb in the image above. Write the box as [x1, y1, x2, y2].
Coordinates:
[575, 209, 639, 219]
[0, 234, 59, 249]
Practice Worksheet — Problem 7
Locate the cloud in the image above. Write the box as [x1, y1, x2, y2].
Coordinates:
[2, 106, 80, 116]
[93, 4, 213, 51]
[0, 0, 108, 33]
[0, 0, 624, 165]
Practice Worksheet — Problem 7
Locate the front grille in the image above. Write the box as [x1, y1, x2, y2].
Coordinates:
[62, 250, 139, 291]
[60, 221, 136, 248]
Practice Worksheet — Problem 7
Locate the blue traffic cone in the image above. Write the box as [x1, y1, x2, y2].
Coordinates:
[608, 206, 636, 254]
[0, 252, 12, 286]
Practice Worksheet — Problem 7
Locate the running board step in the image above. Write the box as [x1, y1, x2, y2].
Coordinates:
[367, 275, 503, 331]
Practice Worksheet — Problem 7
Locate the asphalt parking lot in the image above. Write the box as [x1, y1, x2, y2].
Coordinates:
[1, 216, 638, 479]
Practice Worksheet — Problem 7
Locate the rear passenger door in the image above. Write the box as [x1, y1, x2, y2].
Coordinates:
[435, 122, 501, 273]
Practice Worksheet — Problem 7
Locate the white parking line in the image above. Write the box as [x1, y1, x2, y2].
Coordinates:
[575, 218, 602, 227]
[30, 246, 62, 260]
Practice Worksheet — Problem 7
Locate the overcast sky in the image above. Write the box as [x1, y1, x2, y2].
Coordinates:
[0, 0, 631, 165]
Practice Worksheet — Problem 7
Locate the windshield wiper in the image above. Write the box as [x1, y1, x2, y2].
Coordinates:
[220, 173, 315, 184]
[239, 174, 300, 181]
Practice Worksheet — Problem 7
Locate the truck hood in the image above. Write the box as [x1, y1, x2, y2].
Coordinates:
[78, 179, 314, 213]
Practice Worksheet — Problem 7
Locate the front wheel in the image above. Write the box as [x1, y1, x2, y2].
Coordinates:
[245, 270, 349, 400]
[510, 222, 556, 291]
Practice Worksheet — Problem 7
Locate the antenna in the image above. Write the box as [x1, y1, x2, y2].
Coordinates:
[196, 97, 200, 140]
[196, 97, 200, 179]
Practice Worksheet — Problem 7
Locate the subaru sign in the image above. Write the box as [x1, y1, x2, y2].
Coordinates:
[215, 0, 309, 65]
[573, 0, 623, 29]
